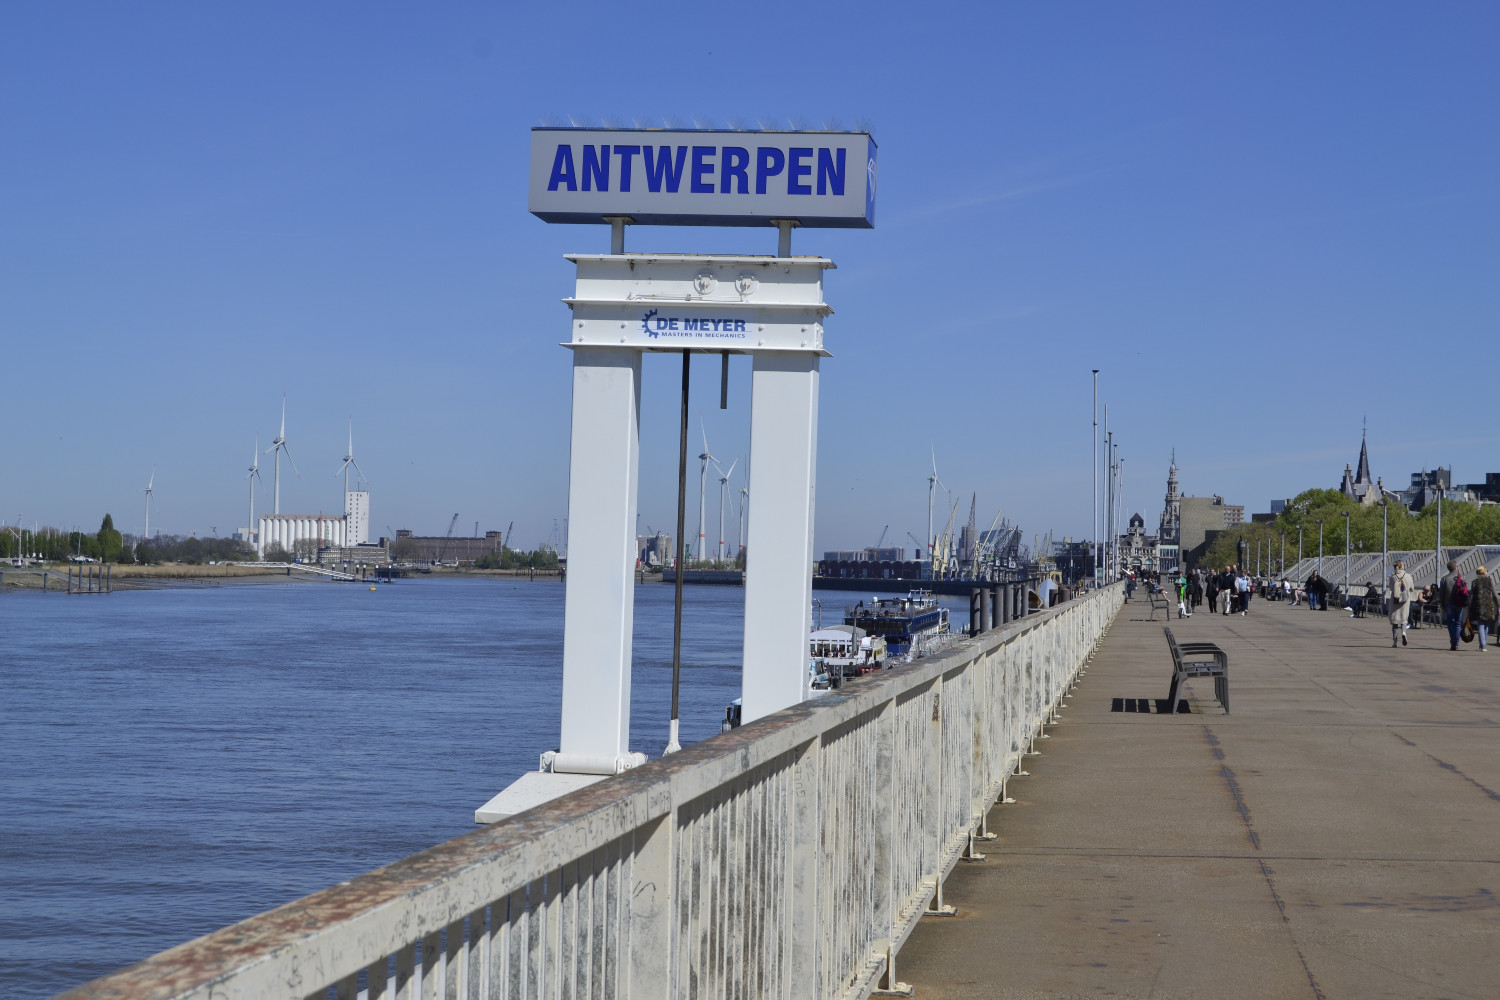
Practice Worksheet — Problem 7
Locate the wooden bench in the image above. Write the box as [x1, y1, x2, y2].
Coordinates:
[1163, 627, 1229, 713]
[1147, 589, 1171, 620]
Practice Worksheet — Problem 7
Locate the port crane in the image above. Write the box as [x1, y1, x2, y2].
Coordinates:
[435, 513, 460, 564]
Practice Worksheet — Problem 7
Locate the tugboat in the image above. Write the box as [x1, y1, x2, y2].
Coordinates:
[843, 590, 950, 661]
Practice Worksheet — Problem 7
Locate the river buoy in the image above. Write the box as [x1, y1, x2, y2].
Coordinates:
[369, 586, 377, 591]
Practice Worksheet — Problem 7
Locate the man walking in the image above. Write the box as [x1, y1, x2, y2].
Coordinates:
[1388, 559, 1416, 647]
[1439, 560, 1469, 651]
[1236, 568, 1252, 616]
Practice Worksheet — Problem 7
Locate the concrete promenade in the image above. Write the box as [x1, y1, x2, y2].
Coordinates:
[897, 595, 1500, 999]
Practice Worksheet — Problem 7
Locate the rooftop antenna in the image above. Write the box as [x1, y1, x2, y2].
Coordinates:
[334, 417, 368, 496]
[247, 437, 263, 547]
[139, 468, 156, 540]
[715, 457, 739, 562]
[264, 394, 301, 514]
[697, 416, 716, 562]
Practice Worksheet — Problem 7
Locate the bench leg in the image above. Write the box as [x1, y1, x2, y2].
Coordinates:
[1166, 671, 1182, 708]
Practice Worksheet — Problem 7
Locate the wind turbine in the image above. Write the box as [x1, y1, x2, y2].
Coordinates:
[697, 417, 716, 562]
[139, 469, 156, 540]
[264, 394, 300, 514]
[737, 484, 749, 560]
[926, 450, 949, 574]
[247, 436, 263, 546]
[715, 457, 739, 562]
[334, 417, 368, 496]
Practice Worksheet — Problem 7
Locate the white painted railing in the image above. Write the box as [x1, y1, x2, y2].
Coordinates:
[60, 584, 1123, 1000]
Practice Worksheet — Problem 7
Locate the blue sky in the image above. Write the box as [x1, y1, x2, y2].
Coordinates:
[3, 3, 1495, 551]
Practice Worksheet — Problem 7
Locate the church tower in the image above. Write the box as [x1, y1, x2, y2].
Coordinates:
[1158, 452, 1182, 571]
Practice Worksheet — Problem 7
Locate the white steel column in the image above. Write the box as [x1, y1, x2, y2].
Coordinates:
[559, 346, 643, 761]
[742, 351, 819, 723]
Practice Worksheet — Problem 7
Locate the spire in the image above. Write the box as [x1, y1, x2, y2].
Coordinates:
[1355, 427, 1372, 485]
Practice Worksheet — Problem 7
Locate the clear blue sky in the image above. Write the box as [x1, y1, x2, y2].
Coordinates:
[3, 3, 1495, 550]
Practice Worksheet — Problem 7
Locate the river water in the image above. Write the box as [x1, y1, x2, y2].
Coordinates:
[0, 577, 968, 998]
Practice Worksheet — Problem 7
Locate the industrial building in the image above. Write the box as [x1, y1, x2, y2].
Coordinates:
[387, 529, 506, 565]
[258, 513, 348, 557]
[257, 491, 369, 559]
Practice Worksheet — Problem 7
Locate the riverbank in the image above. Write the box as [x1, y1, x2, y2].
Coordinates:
[0, 563, 308, 592]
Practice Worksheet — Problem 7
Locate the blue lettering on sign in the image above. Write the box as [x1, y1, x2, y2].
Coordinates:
[613, 144, 640, 191]
[548, 145, 577, 191]
[755, 147, 784, 194]
[721, 146, 749, 193]
[787, 147, 813, 195]
[645, 146, 688, 193]
[548, 141, 864, 203]
[816, 148, 845, 196]
[690, 146, 716, 193]
[582, 145, 609, 192]
[640, 310, 750, 340]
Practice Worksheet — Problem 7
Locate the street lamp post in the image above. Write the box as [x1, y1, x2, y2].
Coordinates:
[1281, 531, 1286, 578]
[1317, 519, 1324, 580]
[1435, 487, 1444, 587]
[1381, 500, 1389, 594]
[1092, 369, 1098, 590]
[1342, 511, 1351, 608]
[1297, 524, 1303, 574]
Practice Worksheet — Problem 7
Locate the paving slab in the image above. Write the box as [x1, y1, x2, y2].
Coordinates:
[894, 597, 1500, 999]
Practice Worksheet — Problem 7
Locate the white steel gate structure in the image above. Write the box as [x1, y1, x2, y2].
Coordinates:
[61, 584, 1122, 1000]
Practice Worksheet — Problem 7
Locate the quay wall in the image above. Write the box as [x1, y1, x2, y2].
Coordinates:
[60, 583, 1124, 1000]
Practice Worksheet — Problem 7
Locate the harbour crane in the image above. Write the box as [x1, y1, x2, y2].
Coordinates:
[435, 513, 460, 564]
[504, 521, 514, 549]
[967, 508, 1005, 580]
[874, 524, 889, 550]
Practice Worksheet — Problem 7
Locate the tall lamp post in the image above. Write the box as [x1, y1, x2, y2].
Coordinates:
[1435, 485, 1444, 587]
[1281, 531, 1286, 578]
[1381, 499, 1389, 594]
[1297, 524, 1303, 575]
[1092, 369, 1099, 590]
[1317, 519, 1324, 580]
[1342, 511, 1351, 607]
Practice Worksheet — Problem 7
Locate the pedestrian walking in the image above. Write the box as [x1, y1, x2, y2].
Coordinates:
[1439, 560, 1469, 651]
[1305, 571, 1329, 611]
[1468, 566, 1497, 652]
[1189, 571, 1204, 612]
[1236, 568, 1251, 616]
[1218, 567, 1234, 615]
[1206, 572, 1219, 614]
[1388, 560, 1416, 647]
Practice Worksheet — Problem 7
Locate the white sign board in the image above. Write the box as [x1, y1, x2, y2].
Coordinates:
[564, 254, 834, 354]
[531, 129, 876, 228]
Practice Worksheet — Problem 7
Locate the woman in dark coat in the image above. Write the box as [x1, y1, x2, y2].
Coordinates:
[1205, 571, 1219, 614]
[1469, 566, 1498, 651]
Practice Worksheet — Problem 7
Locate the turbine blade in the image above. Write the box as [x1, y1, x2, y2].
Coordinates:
[725, 457, 738, 478]
[283, 445, 301, 478]
[351, 460, 368, 484]
[280, 394, 286, 437]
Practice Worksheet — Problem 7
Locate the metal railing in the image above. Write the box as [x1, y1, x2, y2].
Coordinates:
[61, 583, 1123, 1000]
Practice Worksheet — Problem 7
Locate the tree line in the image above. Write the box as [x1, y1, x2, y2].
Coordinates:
[1, 514, 253, 565]
[1197, 488, 1500, 573]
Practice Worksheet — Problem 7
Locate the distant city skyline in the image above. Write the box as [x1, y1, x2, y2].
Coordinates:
[4, 5, 1496, 552]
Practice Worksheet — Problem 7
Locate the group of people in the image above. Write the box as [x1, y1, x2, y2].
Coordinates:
[1386, 559, 1498, 651]
[1168, 566, 1258, 617]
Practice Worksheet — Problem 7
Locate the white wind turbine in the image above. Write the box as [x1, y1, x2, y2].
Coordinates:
[737, 484, 749, 560]
[927, 450, 946, 571]
[247, 437, 263, 545]
[333, 417, 368, 497]
[139, 469, 157, 540]
[264, 394, 300, 514]
[715, 457, 739, 563]
[697, 417, 716, 562]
